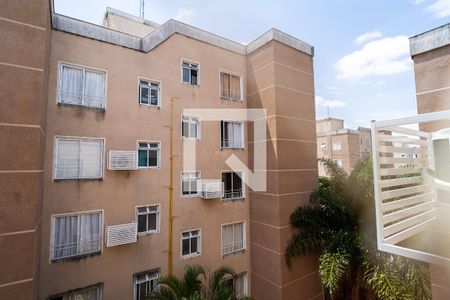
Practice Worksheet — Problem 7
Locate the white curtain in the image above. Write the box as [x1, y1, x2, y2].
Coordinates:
[84, 71, 105, 108]
[79, 213, 101, 254]
[227, 123, 242, 148]
[53, 215, 78, 259]
[67, 286, 100, 300]
[222, 224, 234, 253]
[60, 66, 83, 105]
[80, 140, 103, 178]
[56, 139, 80, 179]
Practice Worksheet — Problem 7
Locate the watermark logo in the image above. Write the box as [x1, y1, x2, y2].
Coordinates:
[182, 108, 267, 192]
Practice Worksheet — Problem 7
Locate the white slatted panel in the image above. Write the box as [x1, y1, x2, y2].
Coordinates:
[106, 223, 137, 247]
[373, 125, 436, 246]
[108, 151, 138, 170]
[199, 181, 223, 199]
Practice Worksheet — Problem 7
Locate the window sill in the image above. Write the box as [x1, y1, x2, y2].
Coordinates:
[139, 103, 160, 109]
[137, 231, 158, 237]
[51, 251, 101, 263]
[220, 96, 244, 102]
[54, 177, 104, 181]
[137, 166, 160, 170]
[181, 82, 200, 87]
[220, 147, 245, 150]
[182, 194, 199, 198]
[57, 101, 106, 111]
[181, 253, 201, 259]
[222, 249, 246, 257]
[222, 197, 245, 202]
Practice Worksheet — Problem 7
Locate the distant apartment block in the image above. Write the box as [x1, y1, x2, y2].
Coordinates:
[316, 118, 371, 176]
[0, 1, 320, 299]
[410, 22, 450, 300]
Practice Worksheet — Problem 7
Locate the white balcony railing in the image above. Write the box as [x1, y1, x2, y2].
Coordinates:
[372, 110, 450, 265]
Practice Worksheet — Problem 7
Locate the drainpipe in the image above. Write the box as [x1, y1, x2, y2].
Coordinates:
[167, 97, 177, 275]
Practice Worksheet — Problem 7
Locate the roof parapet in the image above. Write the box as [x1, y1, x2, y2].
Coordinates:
[409, 23, 450, 57]
[50, 5, 314, 57]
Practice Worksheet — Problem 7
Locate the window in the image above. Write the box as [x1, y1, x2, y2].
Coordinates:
[134, 271, 159, 300]
[181, 229, 201, 257]
[221, 121, 243, 149]
[222, 221, 245, 255]
[54, 137, 104, 180]
[51, 211, 102, 261]
[320, 143, 327, 149]
[220, 72, 242, 101]
[139, 79, 160, 107]
[223, 273, 248, 300]
[49, 284, 102, 300]
[58, 63, 106, 109]
[222, 171, 243, 200]
[334, 159, 343, 167]
[182, 61, 199, 85]
[138, 142, 160, 168]
[137, 205, 159, 235]
[182, 171, 200, 196]
[332, 142, 341, 150]
[182, 116, 200, 139]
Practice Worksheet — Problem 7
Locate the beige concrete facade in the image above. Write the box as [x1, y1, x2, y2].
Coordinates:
[0, 1, 320, 299]
[410, 23, 450, 300]
[316, 118, 371, 176]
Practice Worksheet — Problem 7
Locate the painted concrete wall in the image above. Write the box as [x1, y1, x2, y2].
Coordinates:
[0, 0, 51, 298]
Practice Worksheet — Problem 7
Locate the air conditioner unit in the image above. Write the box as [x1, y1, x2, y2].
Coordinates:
[108, 150, 137, 170]
[106, 222, 137, 247]
[199, 181, 223, 199]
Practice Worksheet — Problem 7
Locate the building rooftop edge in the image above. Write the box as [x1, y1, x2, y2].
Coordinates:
[409, 22, 450, 56]
[50, 3, 314, 57]
[103, 7, 161, 28]
[317, 127, 370, 136]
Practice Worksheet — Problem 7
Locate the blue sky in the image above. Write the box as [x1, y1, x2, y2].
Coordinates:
[54, 0, 450, 128]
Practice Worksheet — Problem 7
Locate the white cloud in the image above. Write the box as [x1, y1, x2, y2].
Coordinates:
[174, 8, 195, 21]
[426, 0, 450, 18]
[315, 95, 348, 109]
[414, 0, 428, 4]
[355, 30, 383, 45]
[335, 35, 412, 80]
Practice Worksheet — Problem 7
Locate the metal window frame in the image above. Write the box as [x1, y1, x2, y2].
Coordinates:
[137, 140, 161, 169]
[135, 204, 160, 236]
[181, 58, 200, 86]
[218, 69, 244, 102]
[181, 115, 201, 140]
[180, 228, 202, 259]
[138, 77, 162, 108]
[221, 220, 246, 256]
[220, 170, 245, 201]
[180, 170, 201, 198]
[220, 120, 245, 150]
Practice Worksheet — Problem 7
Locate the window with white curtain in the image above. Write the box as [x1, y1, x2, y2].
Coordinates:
[222, 221, 245, 255]
[134, 271, 159, 300]
[136, 205, 159, 235]
[181, 229, 201, 257]
[54, 137, 104, 180]
[182, 116, 200, 139]
[221, 121, 243, 149]
[139, 79, 160, 107]
[221, 171, 243, 200]
[51, 211, 102, 261]
[58, 63, 106, 109]
[223, 273, 248, 300]
[220, 72, 242, 101]
[181, 171, 200, 196]
[49, 284, 102, 300]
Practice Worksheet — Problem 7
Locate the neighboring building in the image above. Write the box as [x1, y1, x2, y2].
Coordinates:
[0, 1, 320, 300]
[316, 118, 371, 176]
[410, 22, 450, 300]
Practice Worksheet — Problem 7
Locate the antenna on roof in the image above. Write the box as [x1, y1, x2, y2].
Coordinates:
[139, 0, 146, 19]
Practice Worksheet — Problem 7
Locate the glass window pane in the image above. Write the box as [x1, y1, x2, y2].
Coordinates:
[148, 213, 157, 231]
[138, 150, 148, 167]
[182, 67, 190, 83]
[60, 66, 83, 104]
[182, 232, 190, 238]
[138, 214, 147, 233]
[190, 180, 197, 194]
[191, 237, 198, 253]
[150, 89, 158, 106]
[140, 86, 149, 104]
[182, 121, 189, 138]
[182, 180, 190, 195]
[190, 123, 197, 138]
[182, 238, 190, 255]
[191, 69, 198, 85]
[148, 150, 158, 167]
[56, 139, 80, 179]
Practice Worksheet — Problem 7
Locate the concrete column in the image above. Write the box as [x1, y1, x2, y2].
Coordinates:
[247, 40, 322, 300]
[0, 0, 51, 298]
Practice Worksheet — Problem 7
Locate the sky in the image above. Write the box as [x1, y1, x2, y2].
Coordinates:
[54, 0, 450, 128]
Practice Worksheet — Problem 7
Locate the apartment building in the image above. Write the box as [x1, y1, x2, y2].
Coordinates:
[316, 118, 371, 176]
[410, 22, 450, 300]
[0, 1, 320, 299]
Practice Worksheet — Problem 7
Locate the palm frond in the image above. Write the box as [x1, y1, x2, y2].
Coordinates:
[183, 265, 205, 296]
[319, 251, 350, 297]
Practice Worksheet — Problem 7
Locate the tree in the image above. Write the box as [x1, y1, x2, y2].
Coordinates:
[285, 155, 431, 299]
[149, 265, 238, 300]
